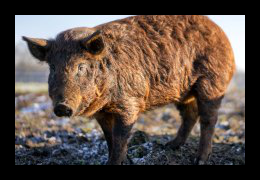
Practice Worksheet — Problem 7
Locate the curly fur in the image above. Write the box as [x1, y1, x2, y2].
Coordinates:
[24, 15, 236, 165]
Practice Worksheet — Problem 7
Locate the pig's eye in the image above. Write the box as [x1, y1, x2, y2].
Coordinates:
[78, 64, 87, 76]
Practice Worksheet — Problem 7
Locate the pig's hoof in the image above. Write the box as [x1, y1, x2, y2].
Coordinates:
[193, 158, 206, 165]
[193, 154, 211, 165]
[106, 160, 122, 165]
[165, 140, 183, 150]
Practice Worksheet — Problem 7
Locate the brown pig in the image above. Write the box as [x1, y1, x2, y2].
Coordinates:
[23, 15, 235, 165]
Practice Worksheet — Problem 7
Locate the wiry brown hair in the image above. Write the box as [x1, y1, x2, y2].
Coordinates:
[23, 15, 235, 165]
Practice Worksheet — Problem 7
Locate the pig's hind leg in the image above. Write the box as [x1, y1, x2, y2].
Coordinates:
[166, 97, 199, 149]
[195, 78, 224, 165]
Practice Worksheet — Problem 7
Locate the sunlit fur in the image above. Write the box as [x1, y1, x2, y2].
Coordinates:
[24, 15, 236, 165]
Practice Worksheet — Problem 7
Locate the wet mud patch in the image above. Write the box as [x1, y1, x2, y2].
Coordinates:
[15, 130, 245, 165]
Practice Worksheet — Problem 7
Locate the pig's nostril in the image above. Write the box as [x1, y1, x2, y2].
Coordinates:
[54, 104, 73, 117]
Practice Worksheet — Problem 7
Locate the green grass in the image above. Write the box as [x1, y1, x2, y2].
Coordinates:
[15, 83, 48, 94]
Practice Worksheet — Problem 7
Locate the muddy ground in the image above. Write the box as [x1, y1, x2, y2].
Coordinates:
[15, 73, 245, 165]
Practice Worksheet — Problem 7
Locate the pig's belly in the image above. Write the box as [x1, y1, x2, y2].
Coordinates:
[145, 87, 182, 109]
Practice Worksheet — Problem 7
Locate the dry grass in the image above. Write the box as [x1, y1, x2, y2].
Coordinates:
[15, 83, 48, 94]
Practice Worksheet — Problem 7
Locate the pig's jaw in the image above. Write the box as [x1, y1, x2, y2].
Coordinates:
[73, 100, 91, 117]
[75, 94, 110, 118]
[75, 101, 99, 117]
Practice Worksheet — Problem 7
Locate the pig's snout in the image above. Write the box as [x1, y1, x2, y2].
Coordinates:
[54, 103, 73, 117]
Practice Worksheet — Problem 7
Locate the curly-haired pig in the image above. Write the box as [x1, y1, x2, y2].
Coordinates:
[23, 15, 235, 165]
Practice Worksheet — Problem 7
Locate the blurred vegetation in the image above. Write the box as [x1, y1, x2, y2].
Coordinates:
[15, 43, 49, 83]
[15, 83, 48, 94]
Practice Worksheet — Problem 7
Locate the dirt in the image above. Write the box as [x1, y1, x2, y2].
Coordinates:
[15, 73, 245, 165]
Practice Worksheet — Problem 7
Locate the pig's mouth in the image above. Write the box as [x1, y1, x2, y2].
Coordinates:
[73, 98, 93, 117]
[74, 103, 90, 117]
[63, 91, 104, 117]
[74, 97, 102, 117]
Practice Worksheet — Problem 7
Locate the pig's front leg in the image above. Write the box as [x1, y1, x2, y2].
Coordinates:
[95, 112, 114, 160]
[107, 112, 138, 165]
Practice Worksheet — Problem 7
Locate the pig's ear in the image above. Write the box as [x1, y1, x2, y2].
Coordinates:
[81, 30, 105, 55]
[22, 36, 50, 61]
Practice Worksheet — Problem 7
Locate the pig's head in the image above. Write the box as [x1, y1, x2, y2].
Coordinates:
[23, 28, 113, 117]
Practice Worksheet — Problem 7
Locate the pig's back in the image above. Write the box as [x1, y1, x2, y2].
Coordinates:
[98, 15, 235, 106]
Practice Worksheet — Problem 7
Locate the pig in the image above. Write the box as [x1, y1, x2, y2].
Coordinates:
[23, 15, 235, 165]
